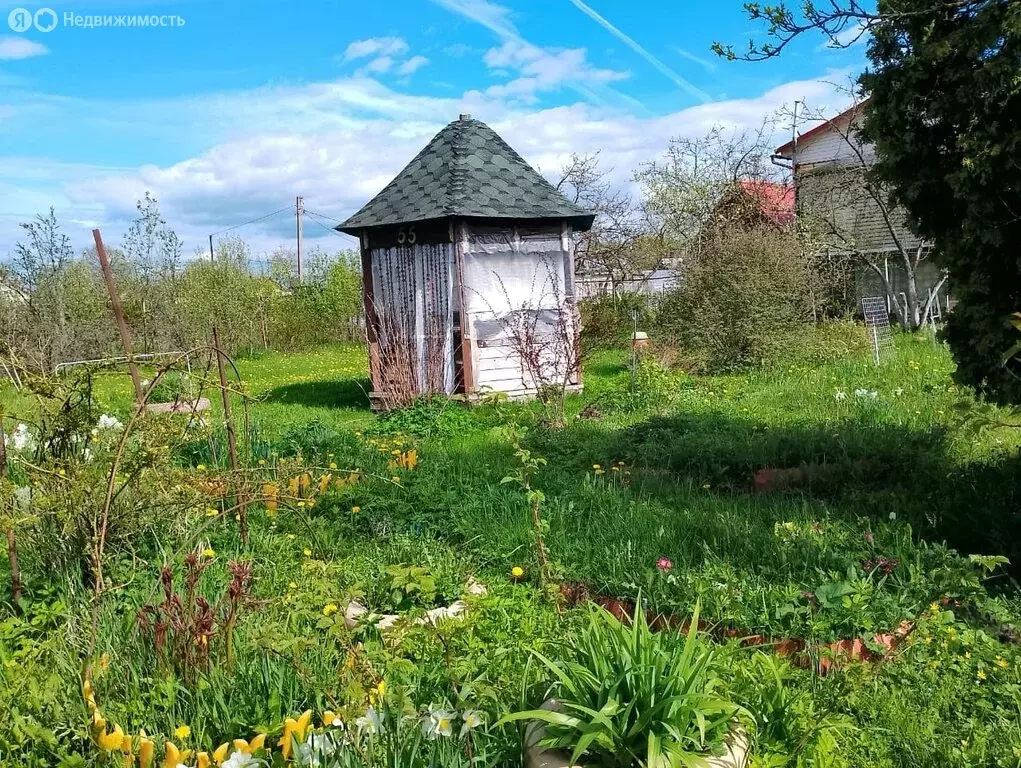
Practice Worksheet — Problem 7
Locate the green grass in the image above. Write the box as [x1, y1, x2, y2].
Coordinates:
[5, 327, 1021, 767]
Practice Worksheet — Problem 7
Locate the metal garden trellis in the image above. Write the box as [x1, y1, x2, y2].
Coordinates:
[861, 296, 893, 366]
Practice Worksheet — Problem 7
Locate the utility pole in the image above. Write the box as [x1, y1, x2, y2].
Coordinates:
[295, 195, 304, 282]
[209, 234, 215, 263]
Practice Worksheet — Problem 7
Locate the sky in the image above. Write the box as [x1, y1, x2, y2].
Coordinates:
[0, 0, 866, 263]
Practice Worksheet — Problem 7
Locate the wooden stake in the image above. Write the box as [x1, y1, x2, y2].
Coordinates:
[93, 229, 144, 408]
[212, 326, 248, 544]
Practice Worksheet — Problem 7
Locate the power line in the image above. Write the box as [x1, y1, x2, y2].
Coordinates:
[303, 208, 345, 224]
[304, 211, 353, 240]
[208, 205, 294, 237]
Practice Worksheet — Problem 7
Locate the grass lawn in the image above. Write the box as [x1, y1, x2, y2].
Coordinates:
[3, 327, 1021, 767]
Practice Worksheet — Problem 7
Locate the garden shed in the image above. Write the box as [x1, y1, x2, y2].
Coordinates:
[338, 114, 594, 408]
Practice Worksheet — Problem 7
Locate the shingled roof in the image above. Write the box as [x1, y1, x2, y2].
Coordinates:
[337, 114, 595, 234]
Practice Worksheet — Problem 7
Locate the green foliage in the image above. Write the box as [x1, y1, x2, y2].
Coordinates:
[147, 370, 197, 403]
[733, 653, 854, 768]
[859, 0, 1021, 403]
[580, 293, 655, 349]
[502, 601, 743, 767]
[382, 565, 437, 612]
[655, 228, 815, 373]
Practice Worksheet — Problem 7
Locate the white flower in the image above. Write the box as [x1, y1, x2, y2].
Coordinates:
[223, 752, 260, 768]
[889, 512, 897, 521]
[834, 391, 847, 401]
[422, 707, 455, 739]
[355, 706, 385, 735]
[96, 414, 123, 431]
[295, 733, 337, 767]
[868, 390, 878, 399]
[141, 379, 151, 390]
[854, 388, 868, 398]
[894, 388, 905, 396]
[461, 710, 484, 736]
[9, 423, 35, 452]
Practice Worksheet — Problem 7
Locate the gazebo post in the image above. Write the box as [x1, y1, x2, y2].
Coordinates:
[454, 221, 475, 397]
[359, 231, 381, 391]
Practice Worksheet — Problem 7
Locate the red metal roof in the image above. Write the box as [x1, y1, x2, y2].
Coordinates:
[774, 100, 869, 157]
[737, 180, 795, 225]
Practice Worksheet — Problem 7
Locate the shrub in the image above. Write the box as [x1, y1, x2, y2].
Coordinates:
[501, 601, 743, 767]
[656, 227, 815, 372]
[580, 293, 655, 349]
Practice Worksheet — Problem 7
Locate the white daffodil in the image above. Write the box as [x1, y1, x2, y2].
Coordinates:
[10, 423, 35, 452]
[889, 511, 897, 521]
[834, 391, 847, 401]
[223, 752, 260, 768]
[355, 706, 385, 735]
[422, 707, 455, 739]
[295, 733, 337, 767]
[461, 710, 484, 736]
[96, 414, 123, 431]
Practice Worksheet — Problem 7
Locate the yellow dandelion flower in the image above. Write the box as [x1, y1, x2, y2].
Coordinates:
[303, 549, 312, 557]
[174, 725, 191, 741]
[323, 603, 339, 617]
[202, 548, 215, 558]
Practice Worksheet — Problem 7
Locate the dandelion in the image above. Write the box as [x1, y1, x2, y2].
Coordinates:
[303, 549, 312, 557]
[511, 565, 524, 580]
[592, 464, 601, 470]
[329, 462, 338, 470]
[323, 603, 339, 617]
[174, 725, 191, 741]
[656, 557, 673, 573]
[834, 391, 847, 401]
[392, 476, 401, 484]
[202, 548, 215, 558]
[977, 670, 987, 681]
[205, 508, 219, 517]
[996, 657, 1009, 669]
[351, 506, 361, 513]
[288, 581, 297, 589]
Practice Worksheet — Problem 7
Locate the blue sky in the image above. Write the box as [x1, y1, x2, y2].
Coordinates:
[0, 0, 864, 259]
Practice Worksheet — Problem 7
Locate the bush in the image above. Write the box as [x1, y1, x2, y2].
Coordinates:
[655, 228, 815, 372]
[579, 293, 655, 349]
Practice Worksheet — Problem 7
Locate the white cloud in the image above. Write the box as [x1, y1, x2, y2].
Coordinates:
[0, 36, 49, 61]
[0, 70, 851, 258]
[482, 40, 627, 103]
[343, 36, 409, 62]
[397, 55, 430, 76]
[363, 56, 395, 74]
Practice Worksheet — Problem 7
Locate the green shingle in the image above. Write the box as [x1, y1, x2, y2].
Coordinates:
[337, 116, 594, 234]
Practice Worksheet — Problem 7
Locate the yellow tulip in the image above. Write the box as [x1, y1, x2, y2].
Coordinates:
[296, 709, 312, 740]
[248, 733, 266, 752]
[196, 752, 210, 768]
[163, 741, 181, 768]
[121, 733, 133, 753]
[139, 738, 155, 768]
[98, 724, 125, 752]
[92, 709, 107, 734]
[213, 742, 230, 765]
[278, 720, 297, 760]
[322, 711, 338, 728]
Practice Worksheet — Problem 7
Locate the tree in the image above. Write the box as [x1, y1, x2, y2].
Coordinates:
[635, 122, 780, 258]
[793, 97, 947, 329]
[718, 0, 1021, 401]
[122, 192, 183, 353]
[555, 153, 649, 295]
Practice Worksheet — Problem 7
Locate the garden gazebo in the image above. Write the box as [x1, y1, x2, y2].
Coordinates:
[338, 114, 594, 408]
